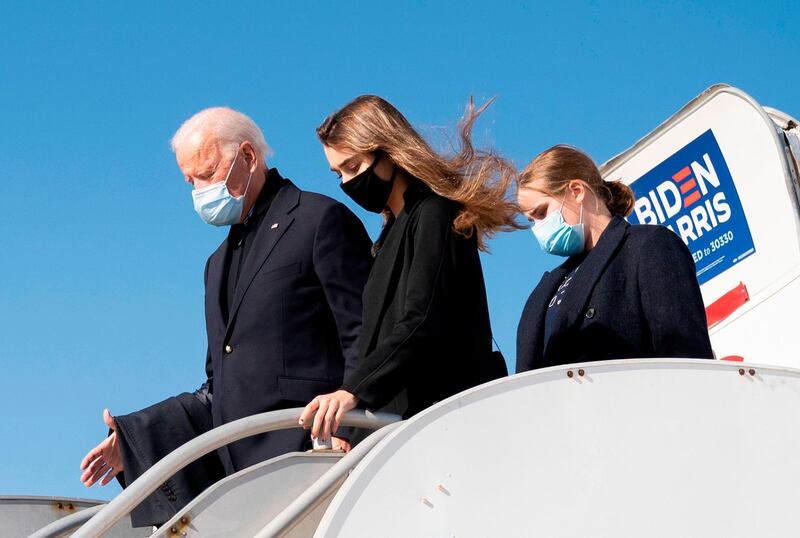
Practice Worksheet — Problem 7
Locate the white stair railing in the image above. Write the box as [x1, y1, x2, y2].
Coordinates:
[68, 408, 399, 538]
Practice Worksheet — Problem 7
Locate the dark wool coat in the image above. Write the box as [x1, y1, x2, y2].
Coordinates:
[517, 216, 713, 373]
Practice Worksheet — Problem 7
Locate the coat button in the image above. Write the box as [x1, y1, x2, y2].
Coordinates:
[585, 307, 596, 319]
[224, 344, 232, 354]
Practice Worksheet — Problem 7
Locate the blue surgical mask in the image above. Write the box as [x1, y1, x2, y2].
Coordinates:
[191, 149, 253, 226]
[531, 196, 585, 256]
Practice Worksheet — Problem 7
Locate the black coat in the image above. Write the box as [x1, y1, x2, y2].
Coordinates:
[114, 171, 372, 526]
[341, 186, 499, 418]
[516, 216, 713, 373]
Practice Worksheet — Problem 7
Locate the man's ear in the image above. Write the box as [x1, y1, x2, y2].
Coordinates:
[241, 141, 259, 173]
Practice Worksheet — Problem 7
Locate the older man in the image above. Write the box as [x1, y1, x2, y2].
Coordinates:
[79, 107, 372, 527]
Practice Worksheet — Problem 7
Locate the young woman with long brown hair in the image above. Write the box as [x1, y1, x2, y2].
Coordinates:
[515, 145, 713, 373]
[299, 95, 519, 446]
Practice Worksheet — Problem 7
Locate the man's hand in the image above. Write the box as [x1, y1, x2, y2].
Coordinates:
[80, 409, 124, 487]
[299, 390, 359, 443]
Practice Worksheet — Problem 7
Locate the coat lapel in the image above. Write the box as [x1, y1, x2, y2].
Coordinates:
[525, 263, 570, 363]
[225, 180, 300, 335]
[544, 216, 630, 355]
[527, 268, 566, 332]
[205, 240, 229, 336]
[359, 187, 432, 354]
[359, 209, 411, 353]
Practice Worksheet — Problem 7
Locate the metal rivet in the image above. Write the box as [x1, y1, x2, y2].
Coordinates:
[738, 368, 745, 376]
[56, 503, 63, 509]
[578, 369, 585, 377]
[180, 517, 188, 524]
[749, 369, 756, 376]
[170, 527, 178, 534]
[567, 370, 574, 378]
[67, 503, 73, 510]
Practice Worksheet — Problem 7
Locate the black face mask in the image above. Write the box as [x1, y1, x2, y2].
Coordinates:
[340, 153, 396, 213]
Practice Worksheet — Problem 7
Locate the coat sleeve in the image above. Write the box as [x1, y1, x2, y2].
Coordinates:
[637, 228, 714, 359]
[312, 202, 373, 379]
[113, 393, 225, 527]
[341, 198, 451, 410]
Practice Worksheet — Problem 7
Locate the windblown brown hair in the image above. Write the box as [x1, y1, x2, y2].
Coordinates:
[518, 145, 635, 217]
[316, 95, 523, 250]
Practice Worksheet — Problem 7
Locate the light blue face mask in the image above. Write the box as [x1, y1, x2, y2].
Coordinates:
[531, 196, 585, 256]
[191, 149, 253, 226]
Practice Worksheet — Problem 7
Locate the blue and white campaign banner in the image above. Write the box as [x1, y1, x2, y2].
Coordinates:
[627, 129, 755, 284]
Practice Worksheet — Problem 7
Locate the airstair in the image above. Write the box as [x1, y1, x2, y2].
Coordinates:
[10, 84, 800, 537]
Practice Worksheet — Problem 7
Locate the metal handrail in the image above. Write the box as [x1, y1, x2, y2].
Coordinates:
[253, 422, 401, 538]
[28, 504, 104, 538]
[71, 408, 400, 538]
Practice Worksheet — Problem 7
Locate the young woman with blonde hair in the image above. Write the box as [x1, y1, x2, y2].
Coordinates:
[299, 95, 519, 445]
[515, 145, 713, 373]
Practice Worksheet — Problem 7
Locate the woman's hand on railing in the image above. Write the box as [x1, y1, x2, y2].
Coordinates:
[299, 390, 359, 443]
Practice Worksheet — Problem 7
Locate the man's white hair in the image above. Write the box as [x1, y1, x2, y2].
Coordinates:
[171, 107, 270, 161]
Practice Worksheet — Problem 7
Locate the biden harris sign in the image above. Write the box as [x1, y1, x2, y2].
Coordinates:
[627, 129, 755, 284]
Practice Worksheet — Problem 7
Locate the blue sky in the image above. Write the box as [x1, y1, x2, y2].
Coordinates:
[1, 1, 797, 500]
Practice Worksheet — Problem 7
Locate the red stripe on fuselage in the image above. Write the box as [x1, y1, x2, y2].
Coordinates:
[673, 166, 692, 182]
